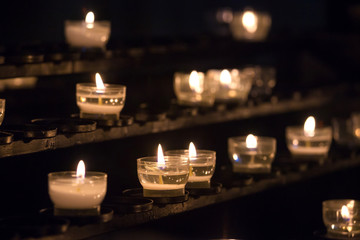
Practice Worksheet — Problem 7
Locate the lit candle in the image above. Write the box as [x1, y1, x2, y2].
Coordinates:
[173, 70, 216, 107]
[286, 116, 332, 157]
[242, 10, 258, 34]
[228, 135, 276, 173]
[229, 9, 271, 41]
[166, 142, 216, 188]
[205, 69, 253, 102]
[76, 73, 126, 120]
[65, 11, 111, 49]
[48, 160, 107, 216]
[137, 144, 190, 197]
[322, 199, 359, 237]
[246, 134, 257, 164]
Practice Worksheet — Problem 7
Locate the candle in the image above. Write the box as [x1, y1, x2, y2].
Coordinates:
[286, 116, 332, 158]
[322, 199, 360, 237]
[137, 144, 189, 197]
[165, 142, 216, 188]
[228, 134, 276, 173]
[0, 99, 5, 126]
[229, 9, 271, 41]
[76, 73, 126, 120]
[173, 70, 216, 107]
[206, 69, 253, 103]
[65, 11, 111, 49]
[48, 160, 107, 216]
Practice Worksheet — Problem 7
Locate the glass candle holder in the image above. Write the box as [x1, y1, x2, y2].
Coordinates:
[137, 156, 189, 197]
[65, 18, 111, 49]
[165, 149, 216, 188]
[206, 69, 253, 103]
[173, 71, 216, 107]
[229, 9, 271, 41]
[228, 136, 276, 174]
[76, 83, 126, 120]
[351, 113, 360, 139]
[286, 126, 332, 158]
[323, 199, 360, 237]
[48, 171, 107, 216]
[0, 99, 5, 126]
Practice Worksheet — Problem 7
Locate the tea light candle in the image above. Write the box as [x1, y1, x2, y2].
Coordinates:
[76, 73, 126, 120]
[173, 70, 216, 107]
[165, 142, 216, 188]
[65, 11, 111, 49]
[228, 134, 276, 173]
[286, 116, 332, 157]
[137, 144, 189, 197]
[322, 199, 360, 237]
[206, 69, 253, 103]
[229, 9, 271, 41]
[48, 160, 107, 216]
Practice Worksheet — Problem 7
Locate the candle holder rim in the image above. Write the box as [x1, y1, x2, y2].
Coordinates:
[65, 20, 111, 25]
[228, 136, 276, 143]
[48, 171, 107, 179]
[137, 155, 189, 164]
[76, 83, 126, 89]
[322, 199, 360, 206]
[174, 71, 205, 76]
[165, 149, 216, 155]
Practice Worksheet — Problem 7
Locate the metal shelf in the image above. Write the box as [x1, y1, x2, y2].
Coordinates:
[27, 156, 360, 240]
[0, 94, 329, 159]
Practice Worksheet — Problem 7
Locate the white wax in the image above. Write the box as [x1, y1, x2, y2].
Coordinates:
[141, 182, 185, 190]
[288, 146, 329, 155]
[188, 175, 211, 182]
[65, 23, 110, 48]
[49, 179, 107, 209]
[77, 102, 123, 114]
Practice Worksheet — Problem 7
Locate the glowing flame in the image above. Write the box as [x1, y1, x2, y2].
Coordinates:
[304, 116, 315, 137]
[242, 10, 258, 33]
[220, 69, 232, 85]
[95, 73, 105, 90]
[157, 144, 165, 166]
[189, 70, 203, 93]
[189, 142, 197, 159]
[85, 11, 95, 29]
[341, 205, 350, 220]
[246, 134, 257, 149]
[76, 160, 85, 178]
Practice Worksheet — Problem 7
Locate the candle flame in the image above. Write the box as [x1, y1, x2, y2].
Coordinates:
[189, 142, 197, 159]
[220, 69, 232, 85]
[76, 160, 85, 179]
[242, 10, 258, 33]
[304, 116, 315, 137]
[157, 144, 165, 166]
[95, 73, 105, 90]
[189, 70, 203, 93]
[341, 205, 350, 220]
[85, 11, 95, 29]
[246, 134, 257, 149]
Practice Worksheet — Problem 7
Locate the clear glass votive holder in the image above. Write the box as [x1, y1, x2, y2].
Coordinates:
[0, 99, 5, 126]
[323, 199, 360, 237]
[206, 69, 253, 103]
[286, 126, 332, 158]
[76, 83, 126, 120]
[48, 171, 107, 216]
[65, 20, 111, 49]
[173, 71, 216, 107]
[137, 156, 189, 197]
[165, 149, 216, 188]
[228, 136, 276, 174]
[229, 9, 271, 41]
[351, 113, 360, 139]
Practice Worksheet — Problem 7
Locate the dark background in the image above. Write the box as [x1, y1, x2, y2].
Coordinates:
[0, 0, 360, 239]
